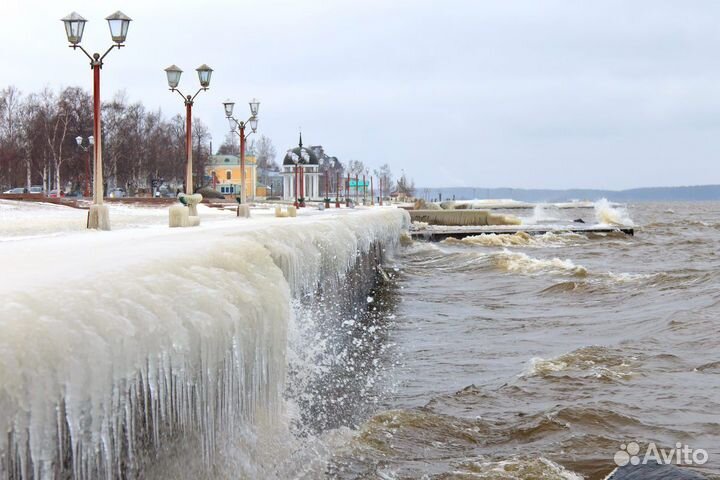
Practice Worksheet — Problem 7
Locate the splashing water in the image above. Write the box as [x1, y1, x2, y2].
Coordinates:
[521, 203, 562, 225]
[594, 198, 634, 226]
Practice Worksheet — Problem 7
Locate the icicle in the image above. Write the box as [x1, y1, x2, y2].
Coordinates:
[0, 209, 409, 479]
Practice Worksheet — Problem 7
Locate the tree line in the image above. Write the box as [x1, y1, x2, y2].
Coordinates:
[0, 84, 415, 198]
[0, 85, 210, 194]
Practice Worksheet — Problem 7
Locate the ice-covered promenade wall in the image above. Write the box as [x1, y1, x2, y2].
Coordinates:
[0, 207, 409, 479]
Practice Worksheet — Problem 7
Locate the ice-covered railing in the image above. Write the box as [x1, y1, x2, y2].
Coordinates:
[0, 208, 410, 479]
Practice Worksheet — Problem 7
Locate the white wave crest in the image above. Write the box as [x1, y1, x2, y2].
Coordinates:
[594, 198, 634, 226]
[493, 249, 588, 276]
[444, 231, 585, 248]
[526, 346, 636, 380]
[455, 457, 584, 480]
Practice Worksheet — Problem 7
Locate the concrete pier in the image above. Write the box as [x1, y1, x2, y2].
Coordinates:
[411, 225, 634, 241]
[409, 210, 521, 226]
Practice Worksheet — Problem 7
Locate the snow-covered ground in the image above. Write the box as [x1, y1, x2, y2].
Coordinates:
[0, 199, 406, 292]
[0, 200, 249, 241]
[0, 200, 367, 241]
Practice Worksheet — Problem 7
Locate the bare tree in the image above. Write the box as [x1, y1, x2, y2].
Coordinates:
[192, 117, 211, 188]
[250, 134, 277, 171]
[0, 84, 214, 195]
[216, 132, 238, 155]
[373, 163, 393, 196]
[33, 88, 71, 193]
[346, 159, 366, 176]
[396, 170, 415, 198]
[0, 87, 26, 189]
[61, 87, 92, 192]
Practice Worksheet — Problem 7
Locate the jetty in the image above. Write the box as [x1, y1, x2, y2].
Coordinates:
[411, 224, 634, 241]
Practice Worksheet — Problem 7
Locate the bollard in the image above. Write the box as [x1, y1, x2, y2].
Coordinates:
[171, 193, 203, 227]
[179, 193, 203, 217]
[169, 204, 189, 227]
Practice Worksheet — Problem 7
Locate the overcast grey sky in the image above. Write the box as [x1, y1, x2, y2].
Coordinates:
[3, 0, 720, 189]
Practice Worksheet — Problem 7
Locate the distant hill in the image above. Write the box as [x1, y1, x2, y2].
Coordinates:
[417, 185, 720, 202]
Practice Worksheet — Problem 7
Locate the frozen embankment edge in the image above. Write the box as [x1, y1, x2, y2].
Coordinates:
[0, 208, 410, 479]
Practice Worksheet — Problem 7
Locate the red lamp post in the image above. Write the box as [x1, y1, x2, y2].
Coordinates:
[370, 175, 374, 206]
[294, 161, 300, 208]
[289, 150, 301, 208]
[223, 99, 260, 204]
[335, 171, 341, 208]
[346, 173, 350, 206]
[63, 10, 131, 230]
[323, 166, 328, 207]
[164, 64, 213, 195]
[355, 174, 359, 204]
[299, 165, 305, 206]
[362, 172, 366, 205]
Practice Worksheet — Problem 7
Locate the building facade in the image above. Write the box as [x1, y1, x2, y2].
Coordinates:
[205, 153, 257, 198]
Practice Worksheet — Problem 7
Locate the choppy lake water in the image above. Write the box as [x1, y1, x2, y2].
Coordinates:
[325, 202, 720, 480]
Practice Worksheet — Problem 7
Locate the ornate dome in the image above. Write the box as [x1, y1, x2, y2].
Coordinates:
[282, 133, 319, 165]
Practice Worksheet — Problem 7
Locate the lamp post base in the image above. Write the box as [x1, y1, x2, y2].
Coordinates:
[237, 204, 251, 218]
[87, 204, 110, 230]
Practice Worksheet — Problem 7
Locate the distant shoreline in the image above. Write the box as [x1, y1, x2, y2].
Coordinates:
[416, 185, 720, 202]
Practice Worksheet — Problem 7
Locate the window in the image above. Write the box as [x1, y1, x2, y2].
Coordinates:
[226, 170, 232, 180]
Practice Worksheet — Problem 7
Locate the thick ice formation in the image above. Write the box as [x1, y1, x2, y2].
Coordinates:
[0, 203, 409, 479]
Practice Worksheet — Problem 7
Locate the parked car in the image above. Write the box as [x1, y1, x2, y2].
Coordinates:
[108, 188, 126, 198]
[29, 186, 44, 194]
[156, 186, 174, 198]
[48, 190, 65, 198]
[3, 187, 26, 194]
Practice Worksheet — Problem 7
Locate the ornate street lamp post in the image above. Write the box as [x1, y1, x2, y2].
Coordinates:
[164, 64, 213, 195]
[346, 172, 351, 206]
[333, 159, 341, 208]
[379, 176, 383, 206]
[223, 99, 259, 204]
[62, 10, 131, 230]
[75, 135, 94, 198]
[319, 157, 330, 208]
[290, 152, 300, 208]
[363, 169, 368, 205]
